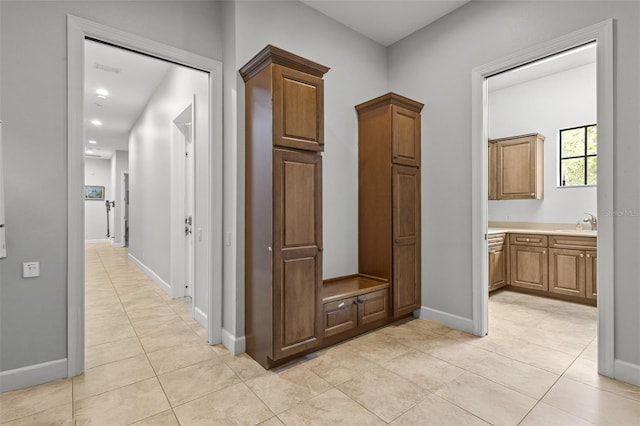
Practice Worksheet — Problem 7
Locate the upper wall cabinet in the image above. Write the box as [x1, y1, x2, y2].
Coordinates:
[489, 133, 545, 200]
[391, 105, 421, 167]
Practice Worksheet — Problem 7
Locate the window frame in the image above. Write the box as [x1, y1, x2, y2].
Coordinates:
[559, 123, 597, 187]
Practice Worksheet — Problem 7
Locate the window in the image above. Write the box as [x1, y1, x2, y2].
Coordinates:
[559, 124, 597, 186]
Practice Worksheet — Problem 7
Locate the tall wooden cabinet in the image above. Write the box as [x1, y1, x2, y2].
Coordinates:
[241, 45, 329, 368]
[356, 93, 423, 318]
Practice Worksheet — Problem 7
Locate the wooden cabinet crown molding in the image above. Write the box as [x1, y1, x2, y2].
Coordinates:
[355, 92, 424, 115]
[239, 44, 330, 81]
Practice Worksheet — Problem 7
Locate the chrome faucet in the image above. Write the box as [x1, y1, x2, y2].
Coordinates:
[583, 213, 597, 231]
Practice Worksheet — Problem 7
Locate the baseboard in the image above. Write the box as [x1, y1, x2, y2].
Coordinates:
[194, 307, 207, 329]
[614, 359, 640, 387]
[128, 253, 171, 295]
[418, 306, 474, 334]
[85, 239, 110, 244]
[222, 328, 246, 355]
[111, 242, 124, 248]
[0, 358, 67, 392]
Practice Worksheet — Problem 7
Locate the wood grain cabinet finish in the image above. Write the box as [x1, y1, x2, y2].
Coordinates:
[585, 250, 597, 299]
[356, 93, 423, 319]
[509, 235, 548, 291]
[489, 133, 544, 200]
[488, 233, 506, 291]
[241, 45, 329, 368]
[549, 248, 586, 297]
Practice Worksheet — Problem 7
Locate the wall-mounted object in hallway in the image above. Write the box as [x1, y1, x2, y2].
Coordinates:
[241, 45, 329, 369]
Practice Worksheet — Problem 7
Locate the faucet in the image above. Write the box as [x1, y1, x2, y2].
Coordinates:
[583, 213, 597, 231]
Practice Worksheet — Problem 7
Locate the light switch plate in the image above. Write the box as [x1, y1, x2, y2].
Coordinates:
[23, 261, 40, 278]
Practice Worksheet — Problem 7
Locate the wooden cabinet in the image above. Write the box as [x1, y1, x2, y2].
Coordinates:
[548, 236, 597, 299]
[356, 93, 423, 319]
[509, 234, 548, 291]
[241, 45, 329, 368]
[488, 233, 506, 291]
[489, 133, 544, 200]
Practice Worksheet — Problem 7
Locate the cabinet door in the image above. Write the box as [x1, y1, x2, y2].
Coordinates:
[358, 289, 390, 325]
[392, 165, 421, 317]
[585, 250, 597, 299]
[497, 136, 536, 199]
[509, 245, 548, 291]
[324, 297, 357, 337]
[272, 65, 324, 152]
[549, 248, 586, 297]
[489, 249, 506, 291]
[391, 105, 420, 167]
[273, 149, 323, 360]
[488, 142, 497, 200]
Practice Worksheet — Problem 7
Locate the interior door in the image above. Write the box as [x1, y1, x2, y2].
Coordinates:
[272, 148, 323, 360]
[392, 164, 421, 317]
[184, 119, 195, 298]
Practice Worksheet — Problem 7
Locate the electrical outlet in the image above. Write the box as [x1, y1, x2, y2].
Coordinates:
[23, 261, 40, 278]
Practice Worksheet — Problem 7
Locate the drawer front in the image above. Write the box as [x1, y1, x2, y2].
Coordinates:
[550, 235, 597, 250]
[358, 289, 390, 325]
[488, 233, 506, 251]
[509, 233, 548, 247]
[323, 297, 357, 337]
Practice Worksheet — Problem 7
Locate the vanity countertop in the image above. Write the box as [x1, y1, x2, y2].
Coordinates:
[488, 227, 597, 237]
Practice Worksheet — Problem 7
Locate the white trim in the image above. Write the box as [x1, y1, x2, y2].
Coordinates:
[222, 328, 246, 355]
[85, 239, 110, 244]
[194, 307, 207, 329]
[614, 360, 640, 387]
[471, 20, 615, 377]
[111, 242, 124, 248]
[67, 15, 224, 377]
[0, 359, 67, 393]
[418, 307, 474, 334]
[128, 253, 171, 295]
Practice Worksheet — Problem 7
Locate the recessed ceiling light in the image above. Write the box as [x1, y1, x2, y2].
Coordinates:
[96, 88, 109, 97]
[91, 119, 102, 126]
[88, 140, 97, 144]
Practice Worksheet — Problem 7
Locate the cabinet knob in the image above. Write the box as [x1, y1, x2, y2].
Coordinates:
[395, 239, 400, 244]
[526, 238, 530, 242]
[580, 253, 584, 258]
[542, 250, 546, 254]
[318, 247, 324, 252]
[531, 193, 535, 196]
[587, 254, 591, 258]
[268, 246, 272, 252]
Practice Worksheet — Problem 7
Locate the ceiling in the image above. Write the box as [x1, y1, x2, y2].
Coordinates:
[84, 40, 171, 159]
[301, 0, 472, 46]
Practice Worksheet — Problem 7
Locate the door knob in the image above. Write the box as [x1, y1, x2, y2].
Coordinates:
[185, 226, 192, 236]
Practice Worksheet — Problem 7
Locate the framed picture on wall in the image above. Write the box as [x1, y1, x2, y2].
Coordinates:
[85, 185, 105, 200]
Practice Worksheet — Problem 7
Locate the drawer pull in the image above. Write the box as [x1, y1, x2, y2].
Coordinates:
[587, 254, 591, 258]
[580, 253, 584, 258]
[338, 302, 345, 308]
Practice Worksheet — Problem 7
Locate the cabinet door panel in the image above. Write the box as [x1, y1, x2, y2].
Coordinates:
[549, 248, 585, 297]
[585, 250, 597, 299]
[488, 142, 497, 200]
[392, 165, 421, 317]
[509, 245, 548, 291]
[497, 137, 534, 199]
[273, 149, 322, 360]
[324, 297, 357, 337]
[358, 289, 390, 325]
[273, 65, 324, 151]
[392, 106, 420, 166]
[489, 249, 506, 291]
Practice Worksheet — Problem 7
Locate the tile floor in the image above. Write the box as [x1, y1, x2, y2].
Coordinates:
[1, 243, 640, 425]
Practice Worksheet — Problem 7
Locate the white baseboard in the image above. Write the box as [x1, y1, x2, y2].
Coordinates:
[614, 359, 640, 387]
[85, 239, 110, 244]
[111, 241, 124, 248]
[0, 358, 67, 392]
[128, 253, 171, 296]
[222, 328, 246, 355]
[194, 307, 207, 329]
[418, 306, 474, 334]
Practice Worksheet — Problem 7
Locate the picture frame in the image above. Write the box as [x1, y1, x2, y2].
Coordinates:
[84, 185, 105, 200]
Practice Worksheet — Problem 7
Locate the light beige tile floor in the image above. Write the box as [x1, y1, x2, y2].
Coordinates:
[1, 243, 639, 425]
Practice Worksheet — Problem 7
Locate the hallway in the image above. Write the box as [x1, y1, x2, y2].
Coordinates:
[1, 244, 639, 425]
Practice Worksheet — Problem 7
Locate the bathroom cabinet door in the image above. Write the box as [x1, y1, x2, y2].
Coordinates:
[549, 248, 586, 297]
[509, 245, 548, 291]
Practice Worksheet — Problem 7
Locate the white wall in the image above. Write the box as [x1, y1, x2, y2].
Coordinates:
[84, 158, 112, 241]
[109, 150, 128, 246]
[128, 65, 209, 321]
[488, 63, 597, 224]
[388, 1, 640, 367]
[221, 0, 389, 345]
[0, 0, 222, 375]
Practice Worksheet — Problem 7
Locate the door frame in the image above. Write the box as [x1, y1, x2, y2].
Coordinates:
[67, 15, 224, 376]
[471, 20, 614, 377]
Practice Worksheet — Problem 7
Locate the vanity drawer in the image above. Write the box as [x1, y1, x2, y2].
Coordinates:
[510, 233, 548, 247]
[550, 235, 597, 249]
[357, 289, 390, 325]
[488, 233, 506, 251]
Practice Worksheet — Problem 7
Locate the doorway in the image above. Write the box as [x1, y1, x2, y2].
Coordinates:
[471, 20, 614, 377]
[122, 172, 129, 247]
[67, 16, 224, 376]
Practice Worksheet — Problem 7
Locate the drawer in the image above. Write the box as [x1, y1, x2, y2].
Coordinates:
[357, 289, 390, 325]
[323, 297, 357, 337]
[509, 233, 548, 247]
[488, 233, 506, 251]
[550, 235, 596, 249]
